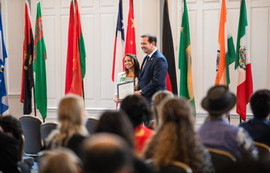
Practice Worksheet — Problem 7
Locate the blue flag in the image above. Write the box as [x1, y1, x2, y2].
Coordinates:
[0, 10, 8, 114]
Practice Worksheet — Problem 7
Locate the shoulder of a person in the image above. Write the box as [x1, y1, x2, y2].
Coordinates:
[118, 72, 126, 77]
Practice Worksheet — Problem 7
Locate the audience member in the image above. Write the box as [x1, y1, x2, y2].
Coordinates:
[95, 111, 154, 173]
[151, 90, 173, 128]
[46, 94, 88, 157]
[81, 133, 133, 173]
[240, 89, 270, 146]
[39, 148, 82, 173]
[0, 115, 22, 173]
[95, 111, 134, 148]
[198, 85, 258, 160]
[143, 98, 214, 173]
[120, 95, 154, 154]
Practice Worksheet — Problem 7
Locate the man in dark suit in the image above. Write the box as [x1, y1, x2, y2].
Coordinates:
[135, 33, 168, 103]
[240, 89, 270, 146]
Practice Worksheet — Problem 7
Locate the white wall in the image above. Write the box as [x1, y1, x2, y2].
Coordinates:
[2, 0, 270, 125]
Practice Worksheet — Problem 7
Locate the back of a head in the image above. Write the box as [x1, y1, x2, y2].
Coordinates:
[95, 111, 134, 148]
[151, 91, 174, 126]
[161, 98, 194, 128]
[39, 149, 82, 173]
[82, 133, 133, 173]
[250, 89, 270, 119]
[120, 95, 150, 128]
[0, 115, 22, 141]
[58, 94, 84, 129]
[144, 98, 197, 166]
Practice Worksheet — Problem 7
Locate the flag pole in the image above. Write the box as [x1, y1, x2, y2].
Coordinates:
[82, 80, 85, 101]
[33, 79, 37, 117]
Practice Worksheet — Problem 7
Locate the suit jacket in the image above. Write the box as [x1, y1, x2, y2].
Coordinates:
[138, 50, 168, 103]
[240, 118, 270, 146]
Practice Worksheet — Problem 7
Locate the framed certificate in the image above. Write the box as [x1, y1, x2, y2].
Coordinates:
[117, 81, 135, 99]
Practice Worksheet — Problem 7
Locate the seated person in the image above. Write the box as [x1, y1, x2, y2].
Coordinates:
[46, 94, 88, 158]
[198, 85, 258, 160]
[143, 98, 214, 173]
[0, 115, 25, 173]
[95, 111, 154, 173]
[81, 133, 134, 173]
[240, 89, 270, 146]
[151, 90, 174, 129]
[120, 95, 154, 154]
[39, 148, 82, 173]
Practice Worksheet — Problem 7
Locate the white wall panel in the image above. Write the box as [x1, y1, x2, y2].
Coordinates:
[251, 8, 269, 89]
[100, 0, 114, 7]
[100, 13, 115, 105]
[202, 10, 219, 98]
[43, 15, 59, 107]
[82, 14, 96, 103]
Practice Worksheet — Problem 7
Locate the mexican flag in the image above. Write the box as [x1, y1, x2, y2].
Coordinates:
[179, 0, 196, 115]
[235, 0, 253, 121]
[33, 1, 47, 119]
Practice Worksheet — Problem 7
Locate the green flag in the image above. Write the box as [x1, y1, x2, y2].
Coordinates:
[178, 0, 196, 115]
[33, 1, 47, 119]
[225, 35, 236, 85]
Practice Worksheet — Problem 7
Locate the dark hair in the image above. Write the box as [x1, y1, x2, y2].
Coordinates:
[250, 89, 270, 119]
[120, 95, 151, 128]
[82, 134, 133, 173]
[0, 115, 22, 141]
[141, 33, 157, 46]
[95, 111, 134, 148]
[124, 54, 140, 78]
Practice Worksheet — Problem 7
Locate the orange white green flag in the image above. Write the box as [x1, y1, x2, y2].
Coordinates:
[215, 0, 235, 86]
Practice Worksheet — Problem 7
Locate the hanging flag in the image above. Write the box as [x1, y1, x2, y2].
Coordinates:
[125, 0, 136, 57]
[68, 0, 85, 96]
[65, 0, 74, 94]
[215, 0, 235, 86]
[21, 0, 34, 115]
[0, 10, 8, 115]
[66, 0, 86, 97]
[112, 0, 125, 83]
[33, 1, 47, 119]
[179, 0, 196, 115]
[162, 0, 177, 95]
[235, 0, 253, 121]
[215, 0, 227, 85]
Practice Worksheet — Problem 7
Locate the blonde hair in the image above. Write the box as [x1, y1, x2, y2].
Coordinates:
[47, 94, 87, 147]
[143, 98, 206, 173]
[151, 90, 174, 127]
[39, 149, 82, 173]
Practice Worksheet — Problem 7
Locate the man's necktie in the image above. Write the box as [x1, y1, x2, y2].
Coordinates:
[142, 55, 149, 70]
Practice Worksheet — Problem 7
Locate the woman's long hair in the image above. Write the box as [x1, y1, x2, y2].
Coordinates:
[143, 98, 205, 173]
[124, 54, 140, 78]
[151, 91, 174, 127]
[47, 94, 87, 147]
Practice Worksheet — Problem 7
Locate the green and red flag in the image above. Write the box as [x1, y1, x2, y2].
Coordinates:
[65, 0, 86, 97]
[33, 1, 47, 119]
[21, 0, 34, 115]
[235, 0, 253, 121]
[162, 0, 177, 95]
[179, 0, 196, 115]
